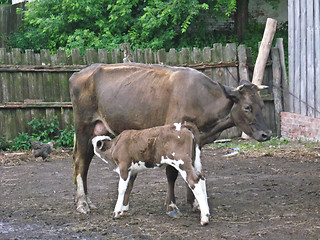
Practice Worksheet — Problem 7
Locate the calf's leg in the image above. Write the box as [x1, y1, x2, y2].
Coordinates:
[113, 164, 132, 219]
[122, 173, 138, 212]
[165, 166, 182, 217]
[162, 156, 210, 225]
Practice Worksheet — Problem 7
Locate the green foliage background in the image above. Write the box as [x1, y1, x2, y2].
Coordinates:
[7, 0, 238, 53]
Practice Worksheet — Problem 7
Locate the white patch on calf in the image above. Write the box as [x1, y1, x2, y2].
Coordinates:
[161, 156, 187, 181]
[192, 179, 210, 225]
[114, 171, 132, 218]
[174, 123, 181, 131]
[194, 145, 202, 174]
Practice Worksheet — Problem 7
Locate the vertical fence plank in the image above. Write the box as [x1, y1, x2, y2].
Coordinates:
[276, 38, 290, 112]
[0, 48, 6, 64]
[300, 1, 307, 116]
[111, 49, 121, 63]
[98, 49, 108, 63]
[315, 0, 320, 118]
[71, 49, 82, 65]
[12, 48, 22, 64]
[294, 0, 301, 114]
[192, 47, 203, 64]
[40, 49, 51, 65]
[134, 49, 144, 63]
[179, 48, 190, 65]
[306, 0, 315, 117]
[86, 49, 98, 65]
[224, 43, 238, 88]
[288, 0, 295, 113]
[157, 49, 166, 64]
[167, 48, 178, 66]
[272, 47, 283, 136]
[57, 49, 67, 65]
[238, 44, 250, 82]
[202, 47, 212, 78]
[145, 49, 153, 64]
[211, 43, 225, 84]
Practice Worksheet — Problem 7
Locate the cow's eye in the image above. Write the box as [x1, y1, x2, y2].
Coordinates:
[243, 105, 252, 112]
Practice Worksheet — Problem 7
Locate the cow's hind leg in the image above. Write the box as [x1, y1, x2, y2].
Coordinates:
[73, 129, 95, 214]
[165, 166, 182, 218]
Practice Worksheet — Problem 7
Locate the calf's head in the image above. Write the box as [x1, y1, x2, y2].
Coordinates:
[92, 136, 112, 162]
[221, 80, 272, 142]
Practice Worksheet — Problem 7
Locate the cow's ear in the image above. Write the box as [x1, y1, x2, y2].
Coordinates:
[219, 82, 240, 102]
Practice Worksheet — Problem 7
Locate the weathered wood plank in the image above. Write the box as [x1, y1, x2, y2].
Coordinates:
[98, 49, 108, 63]
[294, 0, 301, 114]
[272, 48, 283, 136]
[71, 49, 82, 65]
[211, 43, 225, 84]
[288, 0, 295, 113]
[238, 44, 250, 82]
[167, 48, 178, 66]
[0, 48, 7, 64]
[145, 49, 153, 64]
[315, 0, 320, 118]
[306, 0, 315, 117]
[157, 49, 166, 64]
[299, 1, 307, 116]
[86, 49, 98, 65]
[40, 49, 51, 65]
[224, 43, 238, 87]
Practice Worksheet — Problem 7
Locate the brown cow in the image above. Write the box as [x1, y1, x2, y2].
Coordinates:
[91, 123, 210, 225]
[69, 63, 272, 215]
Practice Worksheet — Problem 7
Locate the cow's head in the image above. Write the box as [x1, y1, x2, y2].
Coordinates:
[221, 80, 272, 142]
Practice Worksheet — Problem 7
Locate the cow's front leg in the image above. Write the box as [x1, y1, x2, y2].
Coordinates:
[165, 165, 182, 218]
[113, 167, 131, 219]
[73, 131, 95, 214]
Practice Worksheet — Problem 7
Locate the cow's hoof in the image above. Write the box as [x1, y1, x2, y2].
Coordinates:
[167, 210, 183, 218]
[200, 214, 210, 226]
[112, 211, 124, 219]
[87, 197, 97, 209]
[76, 202, 90, 214]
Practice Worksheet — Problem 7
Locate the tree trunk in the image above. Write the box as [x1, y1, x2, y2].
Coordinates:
[234, 0, 249, 42]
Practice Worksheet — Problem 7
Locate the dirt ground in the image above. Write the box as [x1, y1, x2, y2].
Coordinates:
[1, 141, 320, 240]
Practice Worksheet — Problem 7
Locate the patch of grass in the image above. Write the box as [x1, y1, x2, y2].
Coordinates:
[211, 137, 290, 153]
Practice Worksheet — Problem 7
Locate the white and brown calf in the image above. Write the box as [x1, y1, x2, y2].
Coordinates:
[91, 123, 210, 225]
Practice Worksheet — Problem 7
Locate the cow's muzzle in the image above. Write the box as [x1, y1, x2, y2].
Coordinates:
[253, 129, 272, 142]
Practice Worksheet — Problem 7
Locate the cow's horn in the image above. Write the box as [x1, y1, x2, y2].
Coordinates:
[257, 85, 269, 90]
[235, 84, 245, 91]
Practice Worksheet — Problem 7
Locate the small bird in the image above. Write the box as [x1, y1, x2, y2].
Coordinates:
[29, 139, 55, 161]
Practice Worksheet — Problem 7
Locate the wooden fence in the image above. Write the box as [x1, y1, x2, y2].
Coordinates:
[0, 41, 286, 141]
[288, 0, 320, 118]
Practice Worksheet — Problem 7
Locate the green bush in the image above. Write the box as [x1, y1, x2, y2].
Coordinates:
[6, 116, 74, 151]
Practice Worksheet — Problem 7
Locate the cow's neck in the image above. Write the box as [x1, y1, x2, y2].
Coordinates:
[199, 113, 234, 146]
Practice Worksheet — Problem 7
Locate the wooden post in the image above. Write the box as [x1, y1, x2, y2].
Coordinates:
[242, 18, 277, 139]
[252, 18, 277, 86]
